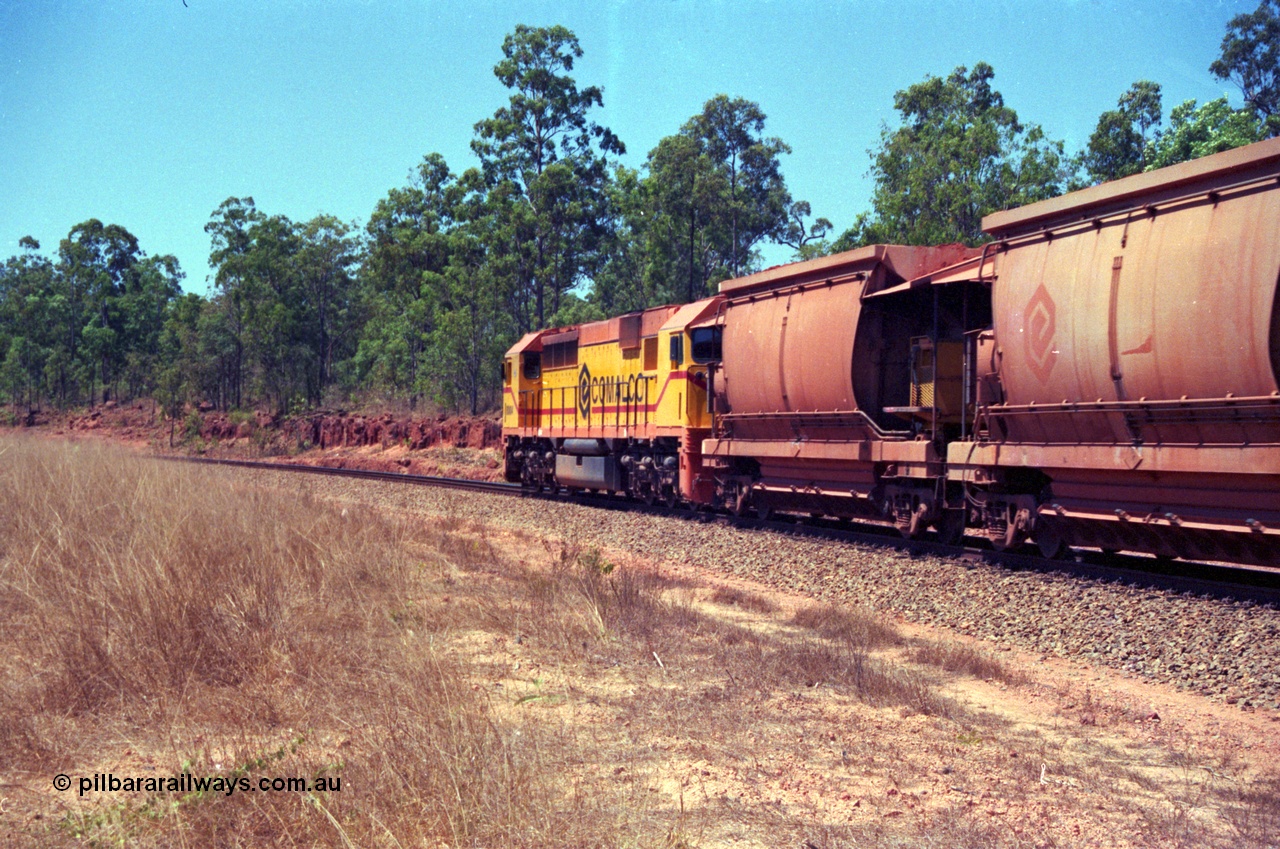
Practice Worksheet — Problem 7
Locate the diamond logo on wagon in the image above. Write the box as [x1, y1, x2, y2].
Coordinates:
[1024, 283, 1057, 384]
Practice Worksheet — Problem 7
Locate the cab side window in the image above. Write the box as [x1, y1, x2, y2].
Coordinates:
[522, 352, 541, 379]
[691, 327, 722, 362]
[669, 335, 684, 365]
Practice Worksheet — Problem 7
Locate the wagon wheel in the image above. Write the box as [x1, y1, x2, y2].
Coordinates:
[641, 483, 657, 507]
[992, 506, 1029, 551]
[664, 484, 680, 510]
[901, 503, 929, 540]
[1034, 518, 1066, 559]
[935, 508, 966, 547]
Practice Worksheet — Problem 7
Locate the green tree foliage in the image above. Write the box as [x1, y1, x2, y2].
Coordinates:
[681, 95, 795, 280]
[1144, 97, 1265, 170]
[1211, 0, 1280, 137]
[0, 224, 182, 412]
[471, 24, 624, 332]
[205, 198, 360, 413]
[778, 200, 834, 261]
[1078, 81, 1163, 185]
[358, 156, 513, 413]
[121, 254, 185, 400]
[359, 155, 465, 407]
[837, 63, 1069, 248]
[595, 95, 817, 310]
[154, 292, 212, 443]
[57, 220, 144, 404]
[0, 238, 57, 416]
[643, 131, 732, 303]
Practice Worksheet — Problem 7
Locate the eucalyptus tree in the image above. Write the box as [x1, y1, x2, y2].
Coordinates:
[681, 95, 794, 279]
[295, 215, 360, 403]
[1212, 0, 1280, 137]
[359, 153, 462, 407]
[0, 237, 56, 413]
[1078, 81, 1163, 185]
[838, 63, 1068, 248]
[471, 24, 624, 332]
[120, 253, 184, 400]
[56, 219, 144, 404]
[205, 197, 264, 408]
[207, 198, 357, 411]
[610, 95, 810, 305]
[1144, 97, 1264, 170]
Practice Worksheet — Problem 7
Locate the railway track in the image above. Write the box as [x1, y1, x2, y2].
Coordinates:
[169, 454, 522, 495]
[169, 453, 1280, 607]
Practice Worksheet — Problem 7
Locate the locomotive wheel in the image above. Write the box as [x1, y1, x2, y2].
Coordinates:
[641, 485, 657, 507]
[731, 484, 752, 518]
[664, 486, 679, 509]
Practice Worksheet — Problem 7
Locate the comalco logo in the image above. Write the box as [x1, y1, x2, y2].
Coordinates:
[577, 363, 593, 420]
[577, 362, 649, 421]
[1024, 283, 1057, 384]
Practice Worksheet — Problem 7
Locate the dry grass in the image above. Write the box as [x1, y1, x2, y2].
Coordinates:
[791, 602, 903, 651]
[907, 640, 1026, 685]
[1, 436, 1275, 848]
[708, 586, 779, 614]
[0, 439, 635, 847]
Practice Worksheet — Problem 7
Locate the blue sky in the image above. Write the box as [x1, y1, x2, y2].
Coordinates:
[0, 0, 1259, 294]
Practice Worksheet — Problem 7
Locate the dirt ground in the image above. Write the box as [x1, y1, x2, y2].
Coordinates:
[500, 535, 1280, 847]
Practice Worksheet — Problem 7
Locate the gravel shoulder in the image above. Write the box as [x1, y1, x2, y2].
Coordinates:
[299, 473, 1280, 710]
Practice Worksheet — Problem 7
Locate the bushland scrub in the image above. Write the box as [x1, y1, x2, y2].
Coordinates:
[0, 437, 1276, 848]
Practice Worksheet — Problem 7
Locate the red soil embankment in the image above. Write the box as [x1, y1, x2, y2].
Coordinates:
[11, 402, 507, 481]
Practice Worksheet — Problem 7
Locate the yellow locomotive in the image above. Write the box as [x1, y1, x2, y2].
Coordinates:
[502, 297, 722, 505]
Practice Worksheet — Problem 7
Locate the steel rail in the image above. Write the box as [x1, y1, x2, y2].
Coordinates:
[164, 454, 1280, 606]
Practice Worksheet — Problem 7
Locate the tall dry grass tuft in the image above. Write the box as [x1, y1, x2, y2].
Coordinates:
[0, 439, 411, 723]
[791, 602, 903, 651]
[908, 639, 1026, 685]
